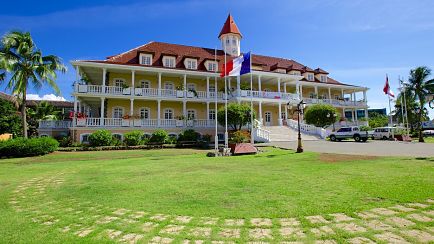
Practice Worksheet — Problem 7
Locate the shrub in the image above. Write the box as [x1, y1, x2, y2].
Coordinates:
[0, 137, 59, 158]
[124, 131, 144, 146]
[149, 129, 168, 143]
[359, 126, 372, 131]
[57, 136, 72, 147]
[229, 130, 249, 143]
[304, 104, 339, 128]
[178, 129, 200, 142]
[369, 113, 389, 128]
[88, 129, 112, 147]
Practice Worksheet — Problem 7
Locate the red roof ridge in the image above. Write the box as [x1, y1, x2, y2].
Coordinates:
[218, 14, 242, 38]
[107, 41, 155, 61]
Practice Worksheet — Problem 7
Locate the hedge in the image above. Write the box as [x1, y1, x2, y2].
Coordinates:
[0, 137, 59, 158]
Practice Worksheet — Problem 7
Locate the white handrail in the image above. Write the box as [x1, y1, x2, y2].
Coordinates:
[253, 127, 270, 142]
[286, 119, 327, 139]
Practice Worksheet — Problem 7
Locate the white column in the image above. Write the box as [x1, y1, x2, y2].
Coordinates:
[158, 73, 162, 96]
[183, 74, 187, 96]
[131, 70, 135, 97]
[100, 97, 105, 126]
[259, 101, 263, 124]
[277, 78, 281, 95]
[258, 75, 262, 92]
[102, 68, 107, 93]
[278, 102, 282, 125]
[314, 86, 318, 98]
[351, 109, 355, 122]
[206, 77, 210, 98]
[284, 103, 288, 120]
[283, 82, 287, 93]
[130, 98, 134, 127]
[328, 87, 332, 103]
[299, 84, 303, 99]
[355, 108, 358, 125]
[363, 90, 367, 102]
[237, 76, 241, 96]
[365, 108, 369, 121]
[183, 101, 187, 118]
[75, 66, 80, 92]
[354, 89, 357, 105]
[157, 100, 161, 127]
[206, 102, 210, 126]
[341, 88, 344, 98]
[78, 100, 82, 113]
[73, 96, 78, 126]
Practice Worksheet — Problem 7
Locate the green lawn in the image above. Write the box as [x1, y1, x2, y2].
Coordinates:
[423, 137, 434, 143]
[1, 148, 433, 243]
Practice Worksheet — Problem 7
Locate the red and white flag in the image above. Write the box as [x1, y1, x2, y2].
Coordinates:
[383, 75, 395, 97]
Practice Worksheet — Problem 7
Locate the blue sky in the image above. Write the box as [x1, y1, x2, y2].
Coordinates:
[1, 0, 433, 117]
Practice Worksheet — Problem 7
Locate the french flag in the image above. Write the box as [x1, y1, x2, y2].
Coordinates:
[220, 52, 251, 77]
[383, 74, 395, 98]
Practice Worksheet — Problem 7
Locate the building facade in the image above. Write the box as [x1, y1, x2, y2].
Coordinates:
[39, 15, 369, 143]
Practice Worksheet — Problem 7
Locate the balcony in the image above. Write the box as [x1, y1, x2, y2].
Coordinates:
[74, 118, 218, 128]
[38, 120, 71, 129]
[303, 98, 367, 107]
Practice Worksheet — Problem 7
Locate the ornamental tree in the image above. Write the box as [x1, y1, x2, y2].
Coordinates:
[304, 104, 339, 128]
[217, 103, 255, 131]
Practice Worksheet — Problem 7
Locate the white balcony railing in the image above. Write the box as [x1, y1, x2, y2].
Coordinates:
[38, 120, 71, 129]
[72, 117, 217, 128]
[286, 119, 327, 139]
[303, 97, 367, 107]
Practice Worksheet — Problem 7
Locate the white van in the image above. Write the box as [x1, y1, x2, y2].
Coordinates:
[372, 127, 404, 140]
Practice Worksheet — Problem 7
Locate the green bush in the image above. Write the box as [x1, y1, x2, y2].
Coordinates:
[178, 129, 200, 142]
[88, 130, 112, 147]
[149, 129, 168, 143]
[124, 131, 144, 146]
[230, 130, 249, 143]
[0, 137, 59, 158]
[304, 104, 339, 128]
[57, 136, 72, 147]
[359, 126, 372, 131]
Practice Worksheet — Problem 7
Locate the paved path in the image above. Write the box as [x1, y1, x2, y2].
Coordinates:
[264, 140, 434, 157]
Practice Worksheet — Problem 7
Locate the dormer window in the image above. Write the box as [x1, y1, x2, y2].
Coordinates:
[307, 73, 314, 81]
[320, 75, 327, 82]
[184, 58, 197, 70]
[139, 53, 152, 65]
[206, 61, 218, 72]
[163, 56, 176, 68]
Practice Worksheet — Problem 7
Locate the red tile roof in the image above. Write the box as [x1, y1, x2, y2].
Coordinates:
[79, 41, 360, 87]
[218, 14, 242, 38]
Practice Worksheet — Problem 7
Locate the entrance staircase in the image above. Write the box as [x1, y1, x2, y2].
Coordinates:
[262, 126, 321, 142]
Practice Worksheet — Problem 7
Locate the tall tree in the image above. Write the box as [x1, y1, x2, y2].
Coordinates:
[0, 31, 66, 138]
[405, 66, 434, 142]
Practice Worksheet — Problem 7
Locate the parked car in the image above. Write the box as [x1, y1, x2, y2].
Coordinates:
[329, 126, 370, 142]
[371, 127, 405, 140]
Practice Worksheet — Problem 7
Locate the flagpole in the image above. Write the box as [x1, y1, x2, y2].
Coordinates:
[402, 78, 410, 137]
[399, 76, 405, 128]
[224, 52, 228, 148]
[214, 48, 218, 155]
[250, 51, 254, 144]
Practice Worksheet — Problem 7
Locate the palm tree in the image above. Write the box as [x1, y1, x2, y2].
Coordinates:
[0, 31, 66, 138]
[406, 66, 434, 142]
[28, 101, 62, 121]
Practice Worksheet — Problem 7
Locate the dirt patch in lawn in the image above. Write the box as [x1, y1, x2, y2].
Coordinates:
[318, 153, 378, 163]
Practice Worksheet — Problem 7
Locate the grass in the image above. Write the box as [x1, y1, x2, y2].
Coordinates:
[0, 147, 433, 243]
[423, 137, 434, 143]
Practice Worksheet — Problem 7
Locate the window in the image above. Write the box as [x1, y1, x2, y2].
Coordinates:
[139, 80, 151, 88]
[185, 59, 197, 70]
[113, 107, 124, 118]
[187, 109, 196, 120]
[139, 108, 150, 119]
[281, 112, 286, 120]
[309, 93, 316, 99]
[232, 39, 237, 45]
[334, 95, 340, 100]
[164, 82, 174, 90]
[113, 133, 123, 141]
[209, 109, 216, 120]
[209, 85, 215, 93]
[307, 74, 314, 81]
[226, 38, 230, 44]
[207, 61, 217, 72]
[319, 94, 327, 99]
[139, 53, 152, 65]
[164, 109, 173, 119]
[114, 78, 125, 87]
[80, 133, 90, 144]
[187, 83, 196, 91]
[163, 56, 176, 68]
[320, 75, 327, 82]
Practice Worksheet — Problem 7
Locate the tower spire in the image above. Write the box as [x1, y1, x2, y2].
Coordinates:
[218, 14, 242, 38]
[218, 14, 242, 56]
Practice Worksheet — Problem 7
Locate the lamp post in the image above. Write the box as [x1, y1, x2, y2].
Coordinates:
[288, 100, 306, 153]
[327, 112, 337, 131]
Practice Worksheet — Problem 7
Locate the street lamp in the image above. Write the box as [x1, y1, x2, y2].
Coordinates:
[327, 112, 337, 131]
[288, 100, 306, 153]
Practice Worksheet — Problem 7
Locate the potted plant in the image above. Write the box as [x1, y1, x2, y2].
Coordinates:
[176, 115, 185, 127]
[186, 115, 194, 127]
[76, 112, 86, 126]
[187, 89, 198, 98]
[176, 84, 184, 98]
[122, 83, 131, 95]
[122, 114, 131, 126]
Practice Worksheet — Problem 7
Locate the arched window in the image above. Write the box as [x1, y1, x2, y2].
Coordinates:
[113, 107, 124, 118]
[139, 107, 150, 119]
[114, 78, 125, 87]
[164, 108, 174, 120]
[187, 109, 196, 120]
[140, 80, 151, 88]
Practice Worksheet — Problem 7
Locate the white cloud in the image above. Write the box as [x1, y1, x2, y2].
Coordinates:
[26, 94, 67, 101]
